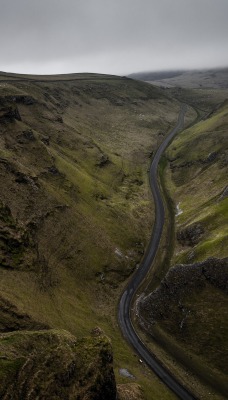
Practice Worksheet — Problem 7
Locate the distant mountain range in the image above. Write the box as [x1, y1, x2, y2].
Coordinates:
[129, 67, 228, 89]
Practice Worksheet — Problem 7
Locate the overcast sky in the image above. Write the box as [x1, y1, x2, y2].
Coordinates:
[1, 0, 228, 75]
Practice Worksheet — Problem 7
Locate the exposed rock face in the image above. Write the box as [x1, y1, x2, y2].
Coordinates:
[0, 95, 36, 124]
[96, 154, 110, 167]
[91, 326, 104, 337]
[177, 223, 204, 246]
[138, 257, 228, 385]
[219, 185, 228, 201]
[140, 257, 228, 325]
[0, 330, 117, 400]
[203, 151, 218, 163]
[0, 202, 35, 270]
[0, 105, 21, 122]
[2, 94, 36, 105]
[41, 135, 50, 145]
[16, 129, 35, 144]
[219, 150, 228, 168]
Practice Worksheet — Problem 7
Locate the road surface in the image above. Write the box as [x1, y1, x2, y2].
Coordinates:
[118, 105, 197, 400]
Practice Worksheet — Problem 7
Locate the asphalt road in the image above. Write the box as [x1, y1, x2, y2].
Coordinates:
[118, 105, 197, 400]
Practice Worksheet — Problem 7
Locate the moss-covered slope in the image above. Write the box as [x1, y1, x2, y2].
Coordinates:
[0, 329, 116, 400]
[138, 100, 228, 398]
[168, 101, 228, 263]
[0, 73, 181, 399]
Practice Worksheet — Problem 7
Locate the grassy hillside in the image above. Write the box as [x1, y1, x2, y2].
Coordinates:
[0, 73, 182, 399]
[139, 99, 228, 399]
[0, 329, 117, 399]
[167, 101, 228, 263]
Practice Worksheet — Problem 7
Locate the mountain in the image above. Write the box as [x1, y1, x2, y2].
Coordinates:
[138, 99, 228, 398]
[0, 71, 227, 399]
[0, 72, 181, 399]
[129, 67, 228, 89]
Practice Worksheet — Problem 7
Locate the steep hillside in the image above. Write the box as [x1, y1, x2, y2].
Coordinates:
[0, 73, 181, 399]
[0, 329, 116, 400]
[168, 101, 228, 264]
[138, 100, 228, 398]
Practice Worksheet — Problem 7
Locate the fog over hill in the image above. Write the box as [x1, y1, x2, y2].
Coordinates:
[129, 67, 228, 89]
[0, 0, 228, 74]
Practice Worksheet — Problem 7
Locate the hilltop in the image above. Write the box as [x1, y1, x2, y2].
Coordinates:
[129, 67, 228, 89]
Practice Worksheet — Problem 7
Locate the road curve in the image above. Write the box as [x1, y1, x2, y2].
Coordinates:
[118, 105, 197, 400]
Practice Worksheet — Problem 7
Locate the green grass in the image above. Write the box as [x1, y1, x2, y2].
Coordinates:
[165, 101, 228, 263]
[130, 93, 228, 400]
[0, 73, 183, 399]
[139, 97, 228, 398]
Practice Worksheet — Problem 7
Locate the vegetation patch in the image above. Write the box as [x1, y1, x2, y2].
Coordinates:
[139, 257, 228, 396]
[0, 329, 117, 399]
[0, 72, 182, 399]
[138, 97, 228, 398]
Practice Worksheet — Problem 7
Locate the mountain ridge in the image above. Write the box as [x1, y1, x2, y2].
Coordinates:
[128, 67, 228, 89]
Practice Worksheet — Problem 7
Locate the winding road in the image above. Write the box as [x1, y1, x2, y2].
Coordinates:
[118, 105, 197, 400]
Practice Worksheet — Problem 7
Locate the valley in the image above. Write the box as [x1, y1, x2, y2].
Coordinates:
[0, 70, 227, 399]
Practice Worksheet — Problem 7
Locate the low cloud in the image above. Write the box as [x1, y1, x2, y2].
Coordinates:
[1, 0, 228, 75]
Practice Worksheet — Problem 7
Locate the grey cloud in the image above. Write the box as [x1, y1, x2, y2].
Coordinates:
[1, 0, 228, 74]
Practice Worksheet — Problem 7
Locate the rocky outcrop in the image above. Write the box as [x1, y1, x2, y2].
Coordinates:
[139, 257, 228, 382]
[169, 151, 219, 172]
[177, 222, 204, 246]
[0, 329, 117, 400]
[0, 95, 36, 105]
[0, 104, 21, 122]
[219, 185, 228, 201]
[16, 129, 35, 144]
[219, 150, 228, 168]
[96, 154, 110, 167]
[0, 201, 34, 270]
[0, 95, 36, 123]
[140, 257, 228, 324]
[0, 199, 117, 397]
